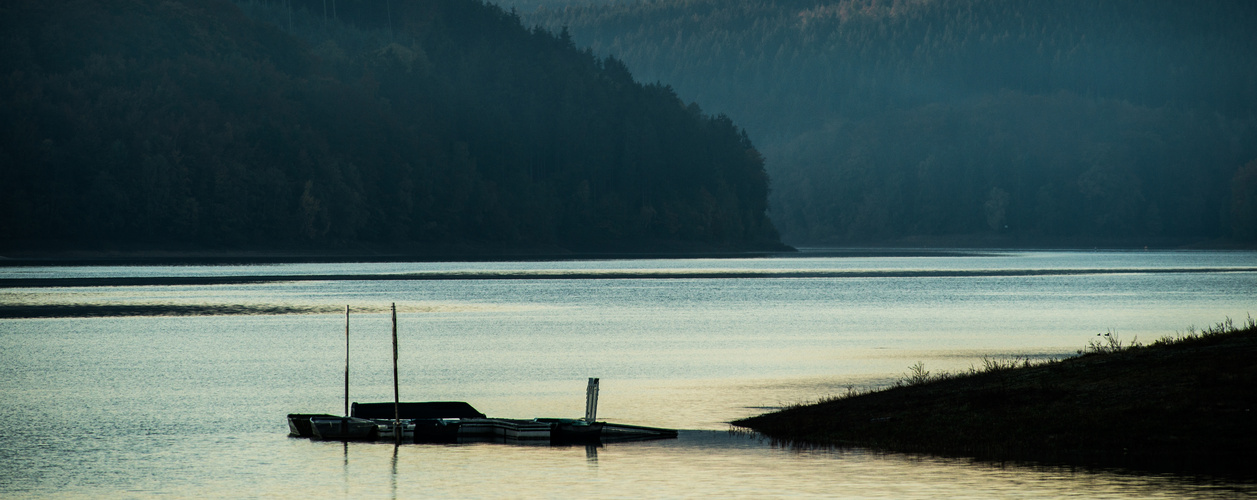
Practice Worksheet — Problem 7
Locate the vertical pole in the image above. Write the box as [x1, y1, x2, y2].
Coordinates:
[584, 377, 600, 422]
[344, 305, 350, 418]
[392, 303, 400, 440]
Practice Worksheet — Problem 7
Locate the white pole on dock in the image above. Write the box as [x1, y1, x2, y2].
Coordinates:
[391, 303, 400, 441]
[584, 377, 600, 422]
[344, 305, 350, 418]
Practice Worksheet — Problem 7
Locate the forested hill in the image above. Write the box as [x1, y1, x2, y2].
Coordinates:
[0, 0, 784, 255]
[527, 0, 1257, 246]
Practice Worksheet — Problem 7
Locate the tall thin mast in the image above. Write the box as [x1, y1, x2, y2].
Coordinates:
[344, 305, 350, 418]
[392, 303, 400, 434]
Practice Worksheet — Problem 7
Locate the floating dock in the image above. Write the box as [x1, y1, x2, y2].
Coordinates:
[286, 404, 676, 444]
[289, 308, 676, 446]
[288, 380, 677, 445]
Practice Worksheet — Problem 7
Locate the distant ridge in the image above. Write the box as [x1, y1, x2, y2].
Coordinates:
[528, 0, 1257, 247]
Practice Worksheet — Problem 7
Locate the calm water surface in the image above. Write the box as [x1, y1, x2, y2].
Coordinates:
[2, 250, 1254, 497]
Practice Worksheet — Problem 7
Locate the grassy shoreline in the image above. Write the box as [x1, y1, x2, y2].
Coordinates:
[734, 318, 1257, 477]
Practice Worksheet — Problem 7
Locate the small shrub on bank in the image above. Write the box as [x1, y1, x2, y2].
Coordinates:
[893, 355, 1051, 388]
[1079, 330, 1140, 355]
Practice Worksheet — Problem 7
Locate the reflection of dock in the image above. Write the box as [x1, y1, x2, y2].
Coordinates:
[288, 380, 678, 445]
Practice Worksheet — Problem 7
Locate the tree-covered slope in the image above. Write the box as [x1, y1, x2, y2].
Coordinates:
[528, 0, 1257, 246]
[0, 0, 783, 253]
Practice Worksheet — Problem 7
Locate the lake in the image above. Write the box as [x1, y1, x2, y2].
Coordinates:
[2, 249, 1255, 497]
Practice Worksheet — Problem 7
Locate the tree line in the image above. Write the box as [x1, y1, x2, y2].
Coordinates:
[0, 0, 783, 253]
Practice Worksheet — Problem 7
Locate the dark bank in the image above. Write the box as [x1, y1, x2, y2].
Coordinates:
[734, 318, 1257, 477]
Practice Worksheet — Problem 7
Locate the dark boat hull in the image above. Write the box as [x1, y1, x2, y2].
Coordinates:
[351, 401, 485, 420]
[412, 419, 462, 443]
[287, 413, 339, 437]
[309, 416, 378, 441]
[538, 419, 605, 444]
[599, 422, 679, 442]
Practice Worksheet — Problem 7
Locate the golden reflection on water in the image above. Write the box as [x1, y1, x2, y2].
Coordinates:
[217, 433, 1250, 499]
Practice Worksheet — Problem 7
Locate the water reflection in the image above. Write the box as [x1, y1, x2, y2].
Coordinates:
[286, 431, 1253, 498]
[2, 253, 1255, 497]
[390, 444, 398, 500]
[341, 441, 349, 498]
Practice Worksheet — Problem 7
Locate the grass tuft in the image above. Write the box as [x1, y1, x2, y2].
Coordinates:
[1151, 315, 1255, 347]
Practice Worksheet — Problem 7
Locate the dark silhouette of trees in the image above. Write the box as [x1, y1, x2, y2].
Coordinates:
[0, 0, 783, 253]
